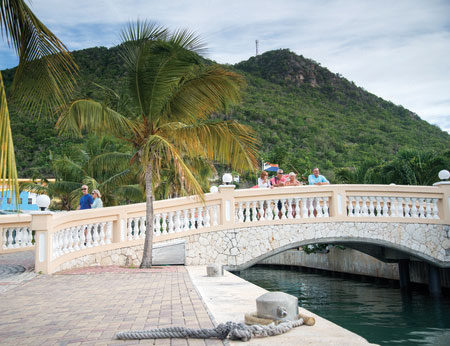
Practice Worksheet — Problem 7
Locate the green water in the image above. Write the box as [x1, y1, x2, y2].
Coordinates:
[237, 267, 450, 346]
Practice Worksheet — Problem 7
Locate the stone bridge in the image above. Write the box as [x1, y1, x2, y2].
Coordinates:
[1, 184, 449, 290]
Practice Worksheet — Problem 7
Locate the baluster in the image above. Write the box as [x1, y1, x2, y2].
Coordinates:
[313, 197, 323, 217]
[323, 197, 329, 217]
[418, 199, 425, 218]
[426, 199, 433, 219]
[281, 199, 287, 219]
[62, 229, 69, 253]
[348, 197, 354, 216]
[204, 207, 211, 227]
[397, 197, 404, 217]
[190, 208, 196, 230]
[410, 198, 418, 218]
[361, 197, 369, 216]
[99, 222, 106, 245]
[197, 207, 204, 229]
[58, 231, 65, 256]
[432, 198, 439, 219]
[52, 233, 59, 258]
[310, 198, 316, 218]
[17, 228, 25, 247]
[67, 228, 75, 252]
[2, 230, 8, 249]
[287, 199, 294, 219]
[154, 214, 161, 235]
[213, 205, 219, 226]
[139, 217, 145, 239]
[266, 200, 273, 220]
[251, 202, 258, 222]
[72, 227, 80, 251]
[354, 197, 361, 217]
[92, 223, 100, 246]
[8, 229, 15, 248]
[259, 200, 265, 221]
[127, 219, 133, 241]
[183, 209, 190, 230]
[85, 224, 93, 247]
[161, 213, 168, 234]
[23, 228, 29, 247]
[389, 197, 397, 217]
[404, 198, 411, 218]
[301, 198, 309, 218]
[242, 202, 249, 222]
[375, 197, 382, 217]
[175, 210, 182, 231]
[168, 212, 175, 233]
[106, 222, 112, 244]
[79, 226, 86, 249]
[237, 202, 244, 223]
[368, 197, 375, 217]
[382, 197, 389, 217]
[12, 228, 20, 248]
[294, 198, 301, 219]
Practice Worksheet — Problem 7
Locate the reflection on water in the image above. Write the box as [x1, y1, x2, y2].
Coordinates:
[237, 266, 450, 346]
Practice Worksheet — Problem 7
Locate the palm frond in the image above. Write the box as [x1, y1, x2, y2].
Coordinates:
[161, 65, 245, 123]
[1, 0, 77, 114]
[57, 99, 134, 138]
[166, 119, 259, 173]
[88, 152, 133, 176]
[141, 134, 204, 198]
[0, 72, 20, 210]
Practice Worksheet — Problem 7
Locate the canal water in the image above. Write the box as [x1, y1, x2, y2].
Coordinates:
[237, 266, 450, 346]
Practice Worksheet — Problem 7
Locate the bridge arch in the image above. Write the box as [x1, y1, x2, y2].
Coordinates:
[184, 222, 450, 270]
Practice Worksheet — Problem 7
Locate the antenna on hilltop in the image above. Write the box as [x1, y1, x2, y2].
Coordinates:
[255, 40, 259, 56]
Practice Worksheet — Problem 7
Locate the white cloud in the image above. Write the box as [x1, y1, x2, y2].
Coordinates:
[1, 0, 449, 133]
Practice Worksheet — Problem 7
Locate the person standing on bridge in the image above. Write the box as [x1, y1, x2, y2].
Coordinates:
[308, 168, 329, 185]
[77, 185, 94, 210]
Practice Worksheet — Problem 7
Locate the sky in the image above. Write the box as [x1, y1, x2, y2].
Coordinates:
[1, 0, 449, 133]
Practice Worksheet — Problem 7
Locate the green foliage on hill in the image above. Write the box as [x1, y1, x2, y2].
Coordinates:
[3, 46, 450, 180]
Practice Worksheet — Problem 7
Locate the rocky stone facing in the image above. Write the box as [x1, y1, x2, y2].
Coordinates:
[55, 245, 144, 272]
[54, 222, 449, 273]
[185, 222, 450, 268]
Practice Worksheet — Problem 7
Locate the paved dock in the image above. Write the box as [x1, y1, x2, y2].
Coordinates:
[0, 252, 375, 345]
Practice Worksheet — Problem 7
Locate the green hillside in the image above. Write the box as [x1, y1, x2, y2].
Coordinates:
[3, 46, 450, 178]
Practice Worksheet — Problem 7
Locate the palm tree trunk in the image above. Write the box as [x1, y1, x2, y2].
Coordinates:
[140, 161, 154, 268]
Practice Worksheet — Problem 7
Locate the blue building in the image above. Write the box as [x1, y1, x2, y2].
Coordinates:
[0, 190, 39, 212]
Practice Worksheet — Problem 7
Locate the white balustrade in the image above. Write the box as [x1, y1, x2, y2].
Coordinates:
[1, 227, 34, 250]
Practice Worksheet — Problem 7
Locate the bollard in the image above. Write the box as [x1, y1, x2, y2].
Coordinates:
[206, 264, 223, 277]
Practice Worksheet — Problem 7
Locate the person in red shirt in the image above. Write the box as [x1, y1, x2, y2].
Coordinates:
[270, 169, 287, 187]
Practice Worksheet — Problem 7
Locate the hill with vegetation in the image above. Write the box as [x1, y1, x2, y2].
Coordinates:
[3, 46, 450, 179]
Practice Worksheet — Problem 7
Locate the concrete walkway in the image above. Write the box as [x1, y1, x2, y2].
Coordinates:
[0, 251, 376, 345]
[187, 266, 377, 346]
[0, 263, 223, 346]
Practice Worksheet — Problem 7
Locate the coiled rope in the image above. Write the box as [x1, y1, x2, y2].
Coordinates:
[116, 318, 304, 342]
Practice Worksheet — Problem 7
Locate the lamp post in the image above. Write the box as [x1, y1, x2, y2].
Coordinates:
[438, 169, 450, 181]
[36, 195, 51, 211]
[222, 173, 233, 185]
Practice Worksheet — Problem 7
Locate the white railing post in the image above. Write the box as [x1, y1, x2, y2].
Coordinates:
[31, 212, 54, 275]
[218, 185, 236, 227]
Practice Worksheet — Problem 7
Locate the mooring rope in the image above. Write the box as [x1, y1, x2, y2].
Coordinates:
[116, 318, 304, 342]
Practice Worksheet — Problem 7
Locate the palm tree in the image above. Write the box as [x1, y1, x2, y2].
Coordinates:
[20, 135, 144, 210]
[0, 0, 77, 209]
[57, 21, 259, 268]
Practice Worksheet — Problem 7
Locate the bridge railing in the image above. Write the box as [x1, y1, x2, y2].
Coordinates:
[1, 183, 449, 273]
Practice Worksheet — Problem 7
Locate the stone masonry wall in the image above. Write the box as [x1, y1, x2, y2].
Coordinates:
[185, 222, 450, 268]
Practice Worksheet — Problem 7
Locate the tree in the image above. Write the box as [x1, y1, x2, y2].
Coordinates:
[20, 135, 143, 210]
[57, 21, 259, 268]
[0, 0, 77, 209]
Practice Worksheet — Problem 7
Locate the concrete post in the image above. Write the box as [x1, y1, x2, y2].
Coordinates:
[398, 259, 410, 289]
[434, 182, 450, 221]
[112, 210, 127, 243]
[218, 185, 236, 227]
[330, 186, 346, 218]
[428, 264, 442, 297]
[31, 212, 54, 274]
